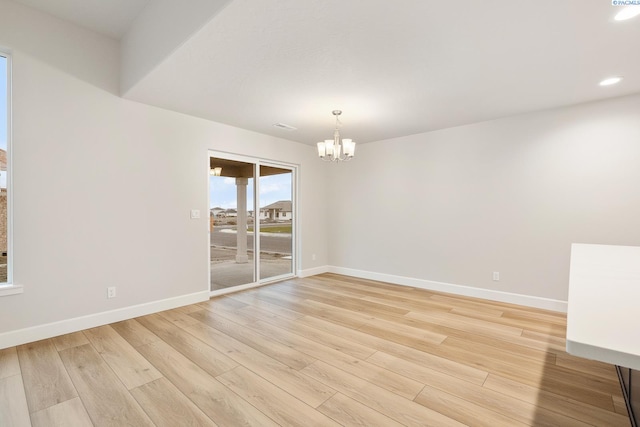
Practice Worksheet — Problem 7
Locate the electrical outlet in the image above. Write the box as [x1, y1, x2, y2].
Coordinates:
[107, 287, 116, 298]
[312, 254, 316, 261]
[492, 272, 500, 281]
[190, 209, 200, 219]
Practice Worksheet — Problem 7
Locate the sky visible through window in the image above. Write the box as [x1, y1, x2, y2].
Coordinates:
[209, 173, 292, 210]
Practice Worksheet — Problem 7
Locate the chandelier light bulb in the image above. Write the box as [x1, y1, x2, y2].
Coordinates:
[317, 110, 356, 162]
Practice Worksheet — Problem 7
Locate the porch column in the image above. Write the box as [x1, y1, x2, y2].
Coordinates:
[235, 177, 249, 263]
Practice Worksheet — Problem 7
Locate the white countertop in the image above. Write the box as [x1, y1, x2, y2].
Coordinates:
[567, 243, 640, 370]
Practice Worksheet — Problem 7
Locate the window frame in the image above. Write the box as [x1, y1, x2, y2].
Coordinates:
[0, 49, 18, 296]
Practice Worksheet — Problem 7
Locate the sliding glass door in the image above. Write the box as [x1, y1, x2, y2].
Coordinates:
[209, 153, 296, 292]
[259, 164, 294, 281]
[209, 158, 256, 291]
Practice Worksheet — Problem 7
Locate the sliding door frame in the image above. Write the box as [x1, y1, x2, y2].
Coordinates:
[208, 150, 299, 297]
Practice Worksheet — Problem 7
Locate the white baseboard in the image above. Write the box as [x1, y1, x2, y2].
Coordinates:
[0, 291, 210, 350]
[327, 266, 568, 313]
[298, 265, 330, 278]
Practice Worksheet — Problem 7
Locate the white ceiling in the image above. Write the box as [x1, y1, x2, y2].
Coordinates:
[12, 0, 150, 39]
[14, 0, 640, 145]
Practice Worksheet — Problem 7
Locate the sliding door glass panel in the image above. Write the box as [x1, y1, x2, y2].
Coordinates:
[259, 165, 293, 280]
[209, 158, 255, 291]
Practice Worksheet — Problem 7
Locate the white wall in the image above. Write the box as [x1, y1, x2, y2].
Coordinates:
[329, 94, 640, 306]
[0, 1, 328, 344]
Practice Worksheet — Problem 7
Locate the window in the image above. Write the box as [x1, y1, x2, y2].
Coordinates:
[0, 52, 13, 291]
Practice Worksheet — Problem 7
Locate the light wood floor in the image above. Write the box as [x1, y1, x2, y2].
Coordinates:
[0, 273, 629, 426]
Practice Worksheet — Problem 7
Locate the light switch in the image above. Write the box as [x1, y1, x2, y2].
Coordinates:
[190, 209, 200, 219]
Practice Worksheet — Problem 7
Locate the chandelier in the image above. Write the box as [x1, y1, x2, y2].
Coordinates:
[317, 110, 355, 161]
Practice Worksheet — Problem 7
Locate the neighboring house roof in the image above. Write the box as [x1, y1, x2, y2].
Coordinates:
[0, 149, 6, 171]
[225, 209, 237, 213]
[262, 200, 292, 211]
[210, 207, 224, 211]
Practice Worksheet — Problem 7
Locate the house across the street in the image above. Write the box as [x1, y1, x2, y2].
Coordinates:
[251, 200, 292, 221]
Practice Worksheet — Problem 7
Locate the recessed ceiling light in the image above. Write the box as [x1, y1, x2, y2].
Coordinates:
[272, 123, 297, 131]
[614, 7, 640, 21]
[599, 76, 623, 86]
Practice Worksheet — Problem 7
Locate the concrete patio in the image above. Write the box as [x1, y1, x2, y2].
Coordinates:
[210, 247, 292, 291]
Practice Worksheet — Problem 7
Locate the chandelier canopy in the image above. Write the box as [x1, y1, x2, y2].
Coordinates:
[317, 110, 355, 162]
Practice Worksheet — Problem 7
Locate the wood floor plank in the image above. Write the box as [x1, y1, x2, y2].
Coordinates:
[612, 394, 629, 416]
[276, 283, 412, 318]
[188, 308, 316, 370]
[461, 310, 568, 338]
[312, 273, 421, 295]
[309, 277, 437, 307]
[502, 306, 568, 326]
[135, 339, 279, 426]
[449, 306, 504, 318]
[429, 292, 526, 312]
[301, 360, 465, 427]
[297, 313, 489, 385]
[136, 313, 238, 377]
[17, 339, 78, 413]
[110, 318, 160, 348]
[371, 323, 617, 412]
[229, 292, 304, 320]
[30, 397, 93, 427]
[0, 374, 31, 427]
[248, 286, 311, 308]
[406, 308, 524, 338]
[207, 296, 248, 310]
[369, 351, 592, 427]
[9, 274, 626, 427]
[51, 332, 89, 352]
[358, 316, 448, 346]
[83, 325, 163, 389]
[440, 326, 559, 364]
[312, 276, 624, 416]
[217, 366, 341, 426]
[300, 299, 375, 328]
[433, 294, 568, 331]
[415, 384, 529, 427]
[358, 291, 482, 317]
[361, 303, 561, 364]
[0, 346, 20, 379]
[555, 350, 618, 380]
[317, 392, 404, 427]
[173, 303, 205, 314]
[59, 344, 154, 427]
[442, 335, 556, 367]
[157, 307, 201, 328]
[255, 312, 377, 361]
[293, 281, 407, 309]
[443, 342, 617, 411]
[184, 319, 337, 408]
[130, 377, 217, 427]
[198, 299, 264, 325]
[247, 287, 372, 329]
[444, 307, 569, 354]
[521, 329, 567, 348]
[483, 373, 630, 427]
[249, 318, 425, 400]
